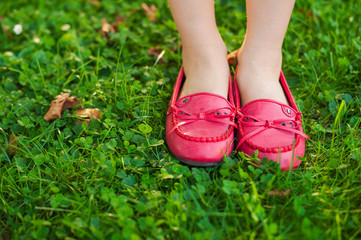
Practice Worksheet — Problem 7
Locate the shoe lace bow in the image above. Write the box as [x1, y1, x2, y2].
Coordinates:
[167, 105, 238, 136]
[236, 113, 310, 149]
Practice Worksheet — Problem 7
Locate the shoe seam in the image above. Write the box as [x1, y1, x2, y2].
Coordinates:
[241, 133, 301, 153]
[172, 114, 235, 142]
[176, 93, 231, 108]
[241, 99, 297, 113]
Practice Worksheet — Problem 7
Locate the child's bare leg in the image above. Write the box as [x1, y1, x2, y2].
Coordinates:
[168, 0, 229, 99]
[237, 0, 295, 106]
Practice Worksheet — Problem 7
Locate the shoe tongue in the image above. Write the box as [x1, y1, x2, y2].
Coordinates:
[176, 93, 230, 112]
[240, 99, 297, 120]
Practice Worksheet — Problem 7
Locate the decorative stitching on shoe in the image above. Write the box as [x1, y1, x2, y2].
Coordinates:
[243, 135, 301, 153]
[170, 107, 236, 142]
[236, 112, 309, 151]
[176, 92, 230, 108]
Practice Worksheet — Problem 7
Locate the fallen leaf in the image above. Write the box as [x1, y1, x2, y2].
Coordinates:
[141, 3, 157, 22]
[101, 18, 115, 33]
[8, 133, 18, 156]
[62, 96, 83, 111]
[149, 47, 165, 64]
[268, 189, 291, 197]
[227, 49, 240, 64]
[98, 14, 126, 40]
[112, 13, 126, 31]
[0, 16, 11, 37]
[99, 18, 116, 39]
[148, 47, 163, 57]
[307, 10, 314, 18]
[3, 25, 11, 37]
[88, 0, 100, 6]
[74, 108, 101, 125]
[298, 8, 317, 22]
[44, 93, 83, 121]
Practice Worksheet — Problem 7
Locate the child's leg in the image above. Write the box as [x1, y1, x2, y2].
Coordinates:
[168, 0, 229, 99]
[237, 0, 295, 106]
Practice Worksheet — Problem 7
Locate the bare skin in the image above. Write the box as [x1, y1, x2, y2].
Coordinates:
[237, 0, 295, 106]
[168, 0, 229, 99]
[168, 0, 295, 105]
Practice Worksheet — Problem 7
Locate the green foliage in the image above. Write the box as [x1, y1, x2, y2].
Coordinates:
[0, 0, 361, 239]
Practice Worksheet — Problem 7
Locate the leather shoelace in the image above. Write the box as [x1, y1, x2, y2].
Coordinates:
[236, 113, 310, 150]
[167, 105, 238, 136]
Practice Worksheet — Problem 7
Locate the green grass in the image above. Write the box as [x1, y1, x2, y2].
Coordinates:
[1, 0, 361, 239]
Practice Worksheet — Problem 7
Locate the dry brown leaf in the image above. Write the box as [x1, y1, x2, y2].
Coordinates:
[0, 16, 11, 37]
[148, 47, 163, 57]
[74, 108, 101, 126]
[148, 47, 164, 64]
[298, 8, 317, 22]
[3, 25, 11, 37]
[8, 133, 18, 156]
[112, 13, 126, 31]
[62, 96, 83, 111]
[141, 3, 157, 22]
[101, 18, 115, 33]
[44, 93, 83, 121]
[227, 49, 240, 64]
[298, 8, 312, 18]
[88, 0, 100, 6]
[99, 18, 116, 39]
[268, 189, 291, 197]
[98, 14, 126, 39]
[307, 10, 314, 18]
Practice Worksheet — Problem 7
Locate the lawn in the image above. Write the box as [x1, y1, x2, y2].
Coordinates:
[1, 0, 361, 239]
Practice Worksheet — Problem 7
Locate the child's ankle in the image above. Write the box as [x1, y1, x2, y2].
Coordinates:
[179, 43, 230, 99]
[236, 45, 289, 106]
[237, 44, 282, 74]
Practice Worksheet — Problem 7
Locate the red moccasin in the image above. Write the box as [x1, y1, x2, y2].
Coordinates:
[166, 67, 237, 166]
[234, 70, 310, 171]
